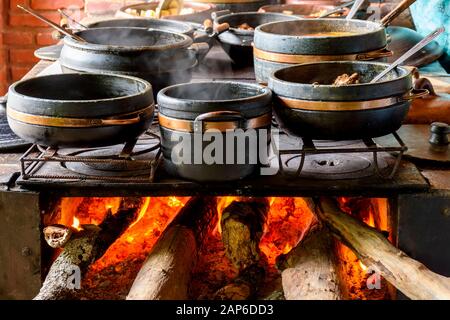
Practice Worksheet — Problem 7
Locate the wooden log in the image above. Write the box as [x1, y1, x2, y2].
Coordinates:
[43, 225, 73, 248]
[277, 226, 342, 300]
[213, 199, 269, 300]
[34, 208, 138, 300]
[221, 199, 269, 270]
[127, 197, 217, 300]
[126, 225, 196, 300]
[315, 197, 450, 300]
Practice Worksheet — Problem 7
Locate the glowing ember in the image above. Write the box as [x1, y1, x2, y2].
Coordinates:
[259, 197, 316, 265]
[130, 197, 151, 228]
[71, 216, 82, 231]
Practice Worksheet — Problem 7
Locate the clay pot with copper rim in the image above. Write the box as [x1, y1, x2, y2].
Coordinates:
[157, 81, 272, 181]
[269, 61, 429, 140]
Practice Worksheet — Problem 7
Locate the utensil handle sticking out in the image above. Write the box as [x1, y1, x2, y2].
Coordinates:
[370, 27, 445, 83]
[57, 9, 88, 30]
[17, 5, 85, 42]
[381, 0, 417, 27]
[346, 0, 365, 20]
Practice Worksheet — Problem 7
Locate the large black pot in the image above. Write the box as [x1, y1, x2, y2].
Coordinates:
[268, 61, 428, 140]
[7, 73, 154, 148]
[157, 81, 272, 181]
[213, 11, 300, 66]
[59, 28, 209, 95]
[254, 19, 393, 84]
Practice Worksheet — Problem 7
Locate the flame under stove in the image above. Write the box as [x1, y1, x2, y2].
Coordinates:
[42, 196, 392, 300]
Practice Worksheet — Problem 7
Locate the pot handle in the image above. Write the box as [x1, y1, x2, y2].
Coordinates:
[100, 107, 153, 126]
[402, 88, 430, 101]
[188, 42, 211, 62]
[193, 110, 246, 133]
[356, 48, 393, 60]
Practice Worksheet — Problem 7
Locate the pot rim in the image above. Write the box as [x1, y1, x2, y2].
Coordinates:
[215, 11, 301, 35]
[255, 18, 384, 40]
[269, 61, 412, 89]
[8, 73, 153, 105]
[65, 27, 193, 51]
[158, 81, 271, 104]
[86, 18, 194, 35]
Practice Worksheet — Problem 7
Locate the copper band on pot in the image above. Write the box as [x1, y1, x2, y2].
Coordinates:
[278, 95, 408, 111]
[158, 112, 272, 133]
[7, 105, 155, 128]
[253, 47, 392, 64]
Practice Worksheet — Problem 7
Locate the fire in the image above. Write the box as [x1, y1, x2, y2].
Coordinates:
[215, 196, 239, 234]
[259, 197, 316, 265]
[336, 198, 390, 299]
[71, 216, 82, 231]
[168, 196, 184, 208]
[130, 197, 151, 228]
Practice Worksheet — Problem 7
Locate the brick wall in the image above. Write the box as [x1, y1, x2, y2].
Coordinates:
[84, 0, 142, 17]
[0, 0, 84, 94]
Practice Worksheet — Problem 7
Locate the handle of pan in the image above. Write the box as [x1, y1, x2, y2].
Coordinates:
[402, 88, 429, 101]
[193, 110, 246, 133]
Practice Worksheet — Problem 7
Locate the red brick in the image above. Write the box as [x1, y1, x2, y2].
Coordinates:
[10, 48, 39, 64]
[10, 0, 29, 11]
[3, 31, 34, 45]
[36, 32, 57, 46]
[31, 0, 84, 10]
[0, 84, 9, 96]
[9, 12, 61, 27]
[0, 66, 8, 84]
[11, 65, 32, 81]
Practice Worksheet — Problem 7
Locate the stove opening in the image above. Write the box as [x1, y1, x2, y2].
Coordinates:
[39, 196, 392, 300]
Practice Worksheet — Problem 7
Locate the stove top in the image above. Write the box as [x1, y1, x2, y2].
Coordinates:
[14, 123, 428, 197]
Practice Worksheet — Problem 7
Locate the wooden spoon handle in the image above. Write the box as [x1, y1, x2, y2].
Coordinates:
[381, 0, 417, 27]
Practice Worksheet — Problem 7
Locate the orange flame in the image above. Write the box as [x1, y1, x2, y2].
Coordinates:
[72, 216, 82, 231]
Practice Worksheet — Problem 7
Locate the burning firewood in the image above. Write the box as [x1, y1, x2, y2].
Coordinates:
[277, 225, 343, 300]
[43, 225, 74, 248]
[213, 199, 269, 300]
[315, 197, 450, 300]
[127, 197, 217, 300]
[34, 207, 138, 300]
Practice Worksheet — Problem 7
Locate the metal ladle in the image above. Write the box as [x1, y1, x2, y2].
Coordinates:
[371, 27, 445, 83]
[17, 5, 85, 42]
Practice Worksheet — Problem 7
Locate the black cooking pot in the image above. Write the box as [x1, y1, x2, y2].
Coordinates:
[157, 81, 272, 181]
[86, 18, 196, 37]
[254, 19, 393, 84]
[213, 11, 300, 66]
[59, 28, 209, 95]
[7, 73, 154, 148]
[268, 61, 428, 140]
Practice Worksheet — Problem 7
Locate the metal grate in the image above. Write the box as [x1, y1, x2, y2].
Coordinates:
[19, 131, 162, 183]
[271, 131, 408, 179]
